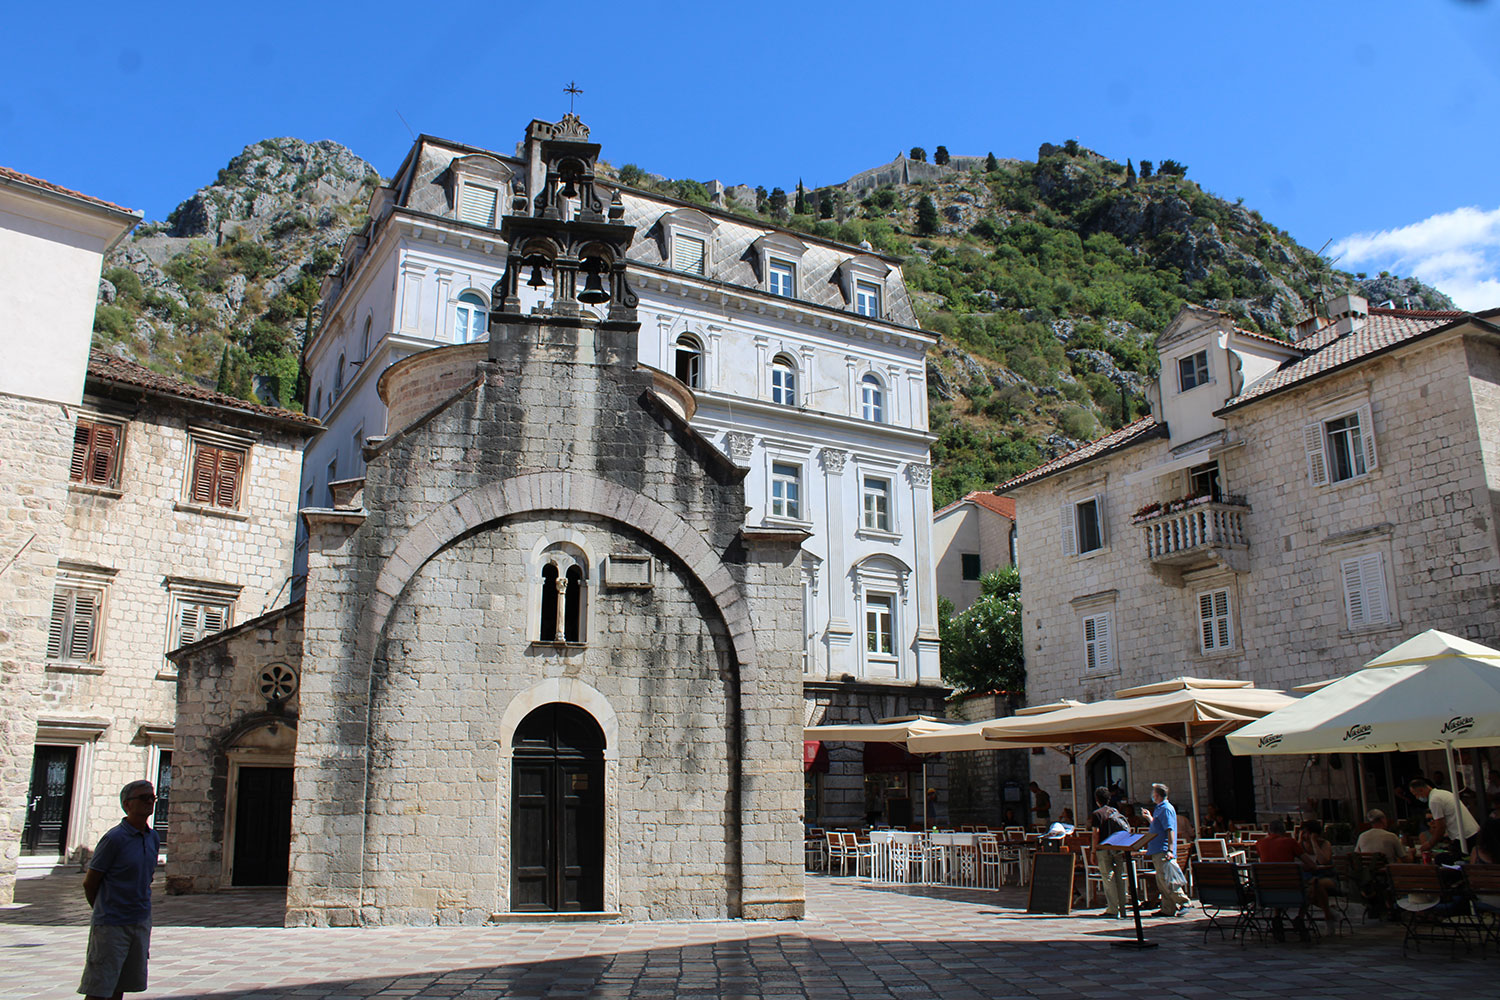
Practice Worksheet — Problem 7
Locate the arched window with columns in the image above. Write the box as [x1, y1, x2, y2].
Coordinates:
[536, 543, 588, 644]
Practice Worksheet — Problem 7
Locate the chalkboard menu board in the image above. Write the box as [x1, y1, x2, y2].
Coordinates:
[1027, 850, 1077, 915]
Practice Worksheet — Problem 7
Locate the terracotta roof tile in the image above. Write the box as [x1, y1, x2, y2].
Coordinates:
[87, 350, 320, 428]
[0, 165, 138, 217]
[1223, 309, 1468, 409]
[966, 491, 1016, 520]
[997, 417, 1166, 493]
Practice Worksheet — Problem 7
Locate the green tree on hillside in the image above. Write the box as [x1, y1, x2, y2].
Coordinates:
[910, 147, 927, 162]
[985, 152, 999, 172]
[1139, 160, 1153, 179]
[916, 194, 940, 235]
[768, 187, 788, 215]
[939, 566, 1024, 695]
[934, 146, 950, 165]
[794, 179, 808, 214]
[1158, 159, 1188, 177]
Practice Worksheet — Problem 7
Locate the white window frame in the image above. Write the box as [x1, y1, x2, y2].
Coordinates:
[855, 280, 882, 318]
[1082, 612, 1113, 672]
[861, 476, 892, 533]
[673, 334, 703, 389]
[1176, 350, 1210, 392]
[1341, 551, 1393, 631]
[860, 373, 885, 422]
[1197, 587, 1233, 653]
[661, 208, 716, 278]
[770, 461, 803, 522]
[457, 181, 499, 227]
[1060, 494, 1107, 556]
[770, 355, 799, 407]
[865, 592, 896, 660]
[768, 257, 796, 298]
[1304, 402, 1378, 487]
[454, 290, 488, 344]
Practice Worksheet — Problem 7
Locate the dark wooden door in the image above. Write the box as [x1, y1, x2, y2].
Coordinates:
[22, 746, 76, 855]
[511, 704, 605, 912]
[232, 766, 293, 886]
[153, 750, 172, 844]
[1208, 736, 1256, 822]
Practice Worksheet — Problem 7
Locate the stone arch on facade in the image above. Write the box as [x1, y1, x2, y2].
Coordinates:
[219, 715, 297, 889]
[1085, 745, 1131, 801]
[361, 471, 758, 676]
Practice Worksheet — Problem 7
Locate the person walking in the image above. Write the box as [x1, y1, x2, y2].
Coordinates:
[79, 780, 160, 1000]
[1089, 786, 1130, 919]
[1139, 782, 1189, 917]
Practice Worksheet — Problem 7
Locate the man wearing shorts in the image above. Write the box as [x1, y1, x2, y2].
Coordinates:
[79, 780, 160, 999]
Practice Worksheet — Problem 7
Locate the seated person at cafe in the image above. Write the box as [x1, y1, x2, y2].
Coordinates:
[1354, 809, 1407, 862]
[1200, 804, 1229, 836]
[1045, 808, 1076, 840]
[1296, 820, 1337, 930]
[1255, 820, 1300, 862]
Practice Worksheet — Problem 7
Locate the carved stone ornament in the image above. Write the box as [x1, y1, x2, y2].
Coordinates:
[725, 432, 756, 462]
[905, 462, 932, 487]
[820, 448, 849, 474]
[548, 112, 590, 140]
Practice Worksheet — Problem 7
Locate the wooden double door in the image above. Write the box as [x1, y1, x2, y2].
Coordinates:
[511, 703, 605, 912]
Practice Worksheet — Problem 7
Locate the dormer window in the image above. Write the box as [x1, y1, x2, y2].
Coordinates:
[674, 335, 703, 388]
[1177, 350, 1210, 392]
[855, 280, 882, 318]
[460, 184, 498, 227]
[768, 258, 795, 297]
[448, 154, 512, 230]
[660, 208, 716, 278]
[673, 233, 706, 275]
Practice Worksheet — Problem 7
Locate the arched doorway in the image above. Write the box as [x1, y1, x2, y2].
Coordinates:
[511, 703, 605, 912]
[1087, 749, 1128, 801]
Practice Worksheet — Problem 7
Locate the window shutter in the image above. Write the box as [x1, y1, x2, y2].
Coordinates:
[201, 603, 227, 637]
[1059, 503, 1077, 556]
[89, 424, 116, 485]
[1303, 423, 1329, 486]
[70, 423, 92, 482]
[1083, 616, 1098, 670]
[177, 602, 201, 647]
[215, 450, 242, 509]
[459, 184, 498, 226]
[1198, 592, 1216, 651]
[69, 590, 97, 661]
[1361, 552, 1389, 624]
[1357, 403, 1378, 471]
[1342, 557, 1367, 628]
[1214, 589, 1231, 648]
[1094, 493, 1108, 547]
[46, 591, 69, 659]
[674, 234, 706, 275]
[191, 446, 217, 504]
[1096, 614, 1112, 671]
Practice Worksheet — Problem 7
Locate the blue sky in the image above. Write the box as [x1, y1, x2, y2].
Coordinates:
[5, 1, 1499, 306]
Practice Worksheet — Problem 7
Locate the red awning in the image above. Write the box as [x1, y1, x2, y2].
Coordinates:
[803, 740, 829, 773]
[863, 741, 921, 774]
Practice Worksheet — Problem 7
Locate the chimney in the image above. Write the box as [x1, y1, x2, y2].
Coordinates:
[1326, 293, 1368, 338]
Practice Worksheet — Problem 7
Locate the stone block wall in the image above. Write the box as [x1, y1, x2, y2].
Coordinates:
[946, 693, 1030, 827]
[289, 314, 806, 924]
[1014, 333, 1500, 824]
[0, 393, 73, 904]
[43, 396, 306, 851]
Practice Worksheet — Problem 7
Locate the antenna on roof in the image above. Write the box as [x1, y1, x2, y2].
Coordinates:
[395, 109, 416, 141]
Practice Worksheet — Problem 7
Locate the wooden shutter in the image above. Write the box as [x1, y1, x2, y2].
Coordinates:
[201, 603, 228, 637]
[177, 601, 203, 647]
[1303, 423, 1329, 486]
[70, 423, 92, 482]
[88, 424, 117, 486]
[1361, 553, 1389, 624]
[1198, 592, 1217, 651]
[1094, 493, 1108, 547]
[191, 446, 218, 504]
[1213, 590, 1231, 649]
[459, 184, 498, 226]
[69, 591, 97, 660]
[1356, 402, 1378, 471]
[215, 449, 242, 508]
[1059, 502, 1077, 556]
[1096, 614, 1112, 671]
[674, 234, 706, 275]
[46, 590, 69, 659]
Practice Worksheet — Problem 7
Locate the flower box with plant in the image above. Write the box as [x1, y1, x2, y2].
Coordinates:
[1131, 492, 1247, 523]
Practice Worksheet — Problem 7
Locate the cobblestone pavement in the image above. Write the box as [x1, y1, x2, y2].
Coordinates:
[3, 868, 1495, 999]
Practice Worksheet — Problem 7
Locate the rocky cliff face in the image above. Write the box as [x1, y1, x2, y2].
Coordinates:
[94, 138, 381, 406]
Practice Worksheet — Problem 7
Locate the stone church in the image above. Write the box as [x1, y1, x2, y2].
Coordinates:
[167, 115, 807, 924]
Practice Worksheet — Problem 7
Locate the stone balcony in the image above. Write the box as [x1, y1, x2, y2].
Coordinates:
[1135, 498, 1250, 585]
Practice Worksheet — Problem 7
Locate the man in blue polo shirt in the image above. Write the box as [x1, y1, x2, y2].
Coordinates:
[79, 780, 160, 999]
[1138, 781, 1190, 917]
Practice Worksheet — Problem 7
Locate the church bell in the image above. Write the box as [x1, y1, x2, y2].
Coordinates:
[578, 269, 610, 304]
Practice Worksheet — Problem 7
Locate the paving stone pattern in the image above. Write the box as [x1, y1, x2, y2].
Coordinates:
[3, 869, 1495, 999]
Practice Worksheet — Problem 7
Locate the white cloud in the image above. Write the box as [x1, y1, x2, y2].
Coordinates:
[1331, 205, 1500, 311]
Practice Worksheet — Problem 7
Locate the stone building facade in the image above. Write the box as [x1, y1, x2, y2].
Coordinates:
[0, 167, 137, 904]
[168, 117, 807, 924]
[293, 116, 946, 832]
[1001, 301, 1500, 825]
[932, 490, 1016, 611]
[15, 353, 315, 874]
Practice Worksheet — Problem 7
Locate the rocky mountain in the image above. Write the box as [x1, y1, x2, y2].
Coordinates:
[95, 137, 1454, 506]
[94, 138, 381, 407]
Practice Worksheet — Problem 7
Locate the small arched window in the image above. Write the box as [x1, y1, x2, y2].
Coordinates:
[538, 547, 588, 644]
[313, 387, 321, 419]
[455, 291, 488, 344]
[860, 373, 884, 422]
[361, 316, 372, 361]
[333, 354, 346, 400]
[771, 354, 798, 407]
[674, 335, 703, 388]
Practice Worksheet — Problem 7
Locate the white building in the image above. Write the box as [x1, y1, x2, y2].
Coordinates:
[932, 490, 1016, 611]
[295, 118, 946, 825]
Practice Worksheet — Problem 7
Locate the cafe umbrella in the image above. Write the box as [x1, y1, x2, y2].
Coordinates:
[803, 715, 965, 828]
[1226, 629, 1500, 822]
[979, 678, 1298, 840]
